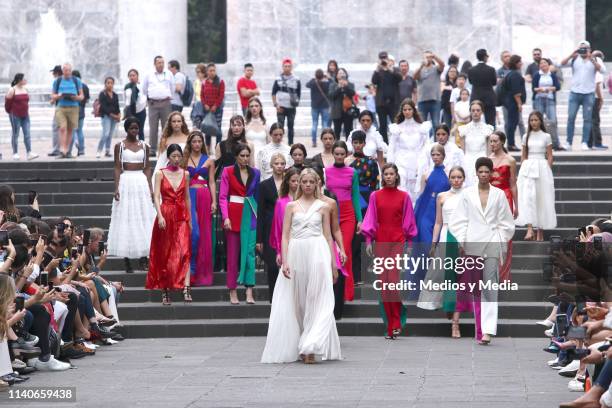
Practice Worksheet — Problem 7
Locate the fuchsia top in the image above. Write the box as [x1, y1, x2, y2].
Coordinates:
[324, 165, 363, 222]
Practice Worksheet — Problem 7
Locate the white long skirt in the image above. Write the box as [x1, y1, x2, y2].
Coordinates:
[515, 158, 557, 229]
[261, 235, 341, 363]
[107, 171, 156, 258]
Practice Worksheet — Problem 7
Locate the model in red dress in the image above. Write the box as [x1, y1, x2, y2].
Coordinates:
[146, 144, 192, 305]
[489, 131, 518, 282]
[361, 163, 417, 339]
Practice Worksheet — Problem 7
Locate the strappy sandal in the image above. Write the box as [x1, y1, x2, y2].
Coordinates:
[162, 290, 171, 306]
[183, 286, 192, 303]
[451, 320, 461, 339]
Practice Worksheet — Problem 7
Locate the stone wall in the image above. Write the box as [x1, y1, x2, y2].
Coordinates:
[0, 0, 585, 85]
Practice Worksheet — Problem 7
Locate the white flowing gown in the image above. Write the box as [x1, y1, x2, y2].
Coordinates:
[261, 199, 342, 363]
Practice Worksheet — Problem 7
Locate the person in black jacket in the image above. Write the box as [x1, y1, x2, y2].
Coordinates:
[468, 49, 497, 127]
[329, 68, 356, 140]
[96, 77, 120, 158]
[371, 51, 402, 143]
[256, 153, 290, 302]
[502, 55, 526, 151]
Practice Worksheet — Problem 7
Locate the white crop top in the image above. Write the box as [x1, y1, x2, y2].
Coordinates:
[120, 141, 147, 169]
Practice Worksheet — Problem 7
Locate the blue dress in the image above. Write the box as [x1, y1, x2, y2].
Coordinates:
[406, 164, 450, 299]
[187, 154, 215, 286]
[414, 164, 451, 244]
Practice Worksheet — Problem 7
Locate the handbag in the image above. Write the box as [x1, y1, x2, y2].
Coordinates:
[201, 111, 219, 137]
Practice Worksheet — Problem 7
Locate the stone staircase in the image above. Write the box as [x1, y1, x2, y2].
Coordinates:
[4, 153, 611, 338]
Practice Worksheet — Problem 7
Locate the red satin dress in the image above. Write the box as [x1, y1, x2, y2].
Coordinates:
[146, 171, 192, 290]
[490, 165, 513, 282]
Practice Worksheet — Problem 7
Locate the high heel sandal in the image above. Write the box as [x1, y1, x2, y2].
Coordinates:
[451, 320, 461, 339]
[183, 286, 192, 303]
[162, 290, 171, 306]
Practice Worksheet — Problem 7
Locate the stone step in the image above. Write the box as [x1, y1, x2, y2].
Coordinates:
[33, 200, 612, 217]
[117, 283, 551, 303]
[114, 317, 544, 338]
[102, 267, 547, 288]
[37, 213, 609, 230]
[116, 301, 552, 321]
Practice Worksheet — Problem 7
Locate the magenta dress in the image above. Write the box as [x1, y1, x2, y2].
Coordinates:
[187, 155, 214, 286]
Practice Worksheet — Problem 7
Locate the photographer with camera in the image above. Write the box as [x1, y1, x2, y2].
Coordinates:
[50, 63, 84, 159]
[414, 50, 445, 132]
[560, 40, 606, 151]
[371, 51, 402, 143]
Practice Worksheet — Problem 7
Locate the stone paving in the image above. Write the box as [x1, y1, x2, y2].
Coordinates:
[0, 336, 575, 408]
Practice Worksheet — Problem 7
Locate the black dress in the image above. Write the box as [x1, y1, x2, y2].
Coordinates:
[257, 177, 279, 302]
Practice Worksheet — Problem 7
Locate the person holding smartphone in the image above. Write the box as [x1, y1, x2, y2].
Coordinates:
[50, 63, 84, 159]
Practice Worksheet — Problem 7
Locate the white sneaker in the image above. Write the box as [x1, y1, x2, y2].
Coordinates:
[568, 378, 584, 392]
[545, 327, 555, 337]
[27, 355, 71, 371]
[547, 357, 559, 366]
[12, 153, 19, 161]
[561, 143, 571, 151]
[536, 320, 554, 328]
[27, 152, 39, 160]
[559, 359, 580, 375]
[96, 151, 101, 159]
[83, 341, 99, 350]
[581, 142, 591, 151]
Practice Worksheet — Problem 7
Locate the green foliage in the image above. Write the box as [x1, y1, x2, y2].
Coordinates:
[586, 0, 612, 60]
[188, 0, 227, 64]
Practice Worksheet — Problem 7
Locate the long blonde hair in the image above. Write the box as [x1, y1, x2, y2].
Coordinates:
[295, 168, 321, 200]
[0, 274, 15, 341]
[159, 111, 189, 153]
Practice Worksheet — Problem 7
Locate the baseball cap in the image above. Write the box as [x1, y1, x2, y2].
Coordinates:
[282, 58, 292, 65]
[378, 51, 388, 60]
[579, 40, 591, 48]
[50, 65, 62, 75]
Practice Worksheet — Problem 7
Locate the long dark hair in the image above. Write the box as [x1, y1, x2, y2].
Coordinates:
[279, 167, 301, 197]
[524, 111, 547, 157]
[445, 65, 459, 86]
[245, 97, 266, 125]
[395, 99, 422, 124]
[0, 185, 17, 221]
[11, 73, 24, 87]
[226, 115, 247, 152]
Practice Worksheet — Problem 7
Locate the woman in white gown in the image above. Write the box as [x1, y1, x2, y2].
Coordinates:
[458, 100, 493, 187]
[153, 111, 189, 174]
[515, 111, 557, 241]
[261, 168, 341, 364]
[245, 97, 267, 166]
[417, 166, 469, 338]
[388, 99, 430, 202]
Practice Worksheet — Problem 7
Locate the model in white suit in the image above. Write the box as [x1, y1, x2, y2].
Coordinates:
[448, 162, 515, 345]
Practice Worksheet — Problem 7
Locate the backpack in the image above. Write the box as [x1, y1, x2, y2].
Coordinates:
[180, 76, 194, 106]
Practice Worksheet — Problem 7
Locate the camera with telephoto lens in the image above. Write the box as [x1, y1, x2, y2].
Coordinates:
[578, 47, 588, 55]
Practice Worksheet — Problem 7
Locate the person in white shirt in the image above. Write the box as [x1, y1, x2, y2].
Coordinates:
[142, 55, 174, 156]
[560, 40, 606, 150]
[168, 60, 186, 113]
[448, 157, 515, 346]
[257, 123, 293, 180]
[346, 110, 387, 168]
[458, 100, 494, 186]
[416, 124, 465, 199]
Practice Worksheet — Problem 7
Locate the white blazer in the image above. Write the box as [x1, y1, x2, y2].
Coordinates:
[448, 184, 515, 258]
